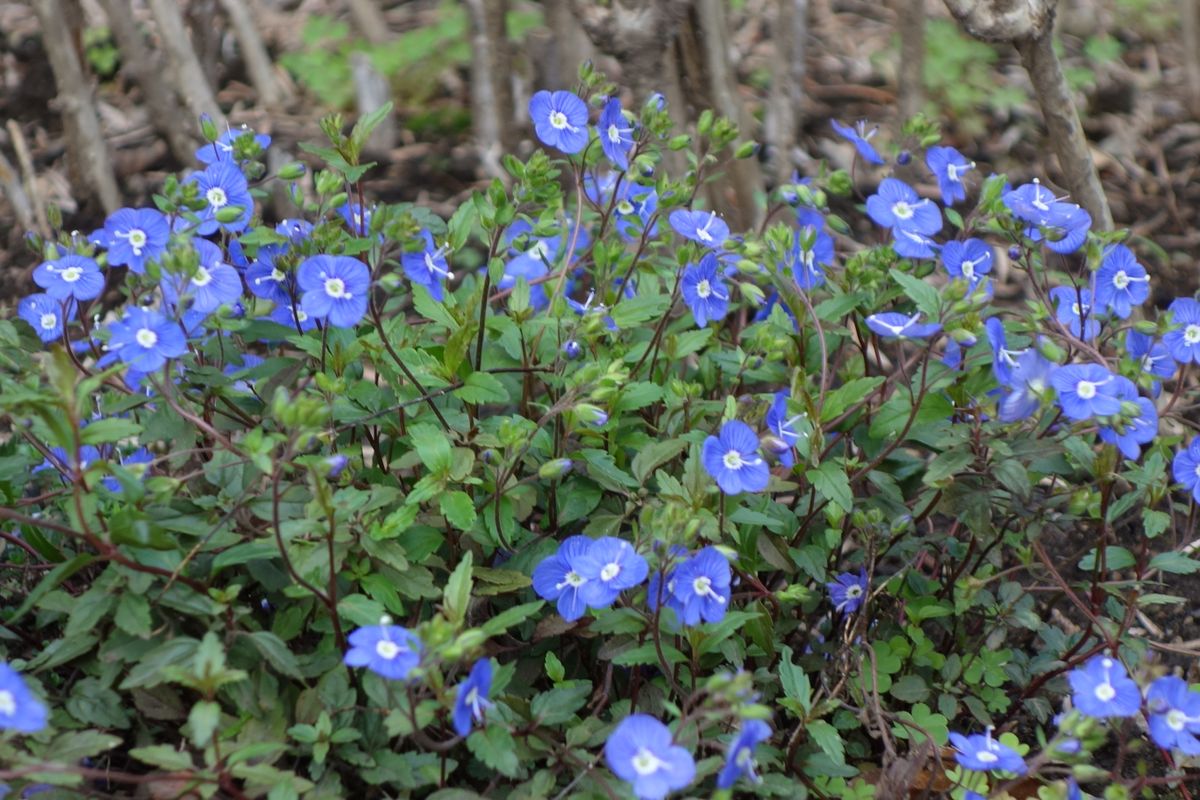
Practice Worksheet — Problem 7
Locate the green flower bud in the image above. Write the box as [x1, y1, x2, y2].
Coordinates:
[538, 458, 573, 480]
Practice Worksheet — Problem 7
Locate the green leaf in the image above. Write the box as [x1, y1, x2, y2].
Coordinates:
[337, 594, 387, 627]
[242, 631, 303, 678]
[114, 592, 153, 638]
[869, 393, 954, 441]
[467, 726, 520, 777]
[631, 439, 688, 484]
[211, 540, 280, 574]
[189, 699, 221, 748]
[79, 417, 142, 444]
[530, 682, 590, 725]
[8, 553, 95, 624]
[808, 461, 852, 513]
[779, 645, 811, 713]
[130, 744, 195, 771]
[47, 730, 123, 763]
[1078, 546, 1135, 572]
[544, 652, 565, 683]
[443, 553, 473, 625]
[819, 377, 885, 422]
[807, 719, 844, 765]
[120, 638, 201, 690]
[409, 424, 452, 474]
[889, 268, 941, 317]
[578, 449, 638, 491]
[479, 601, 544, 636]
[890, 674, 930, 703]
[923, 449, 974, 487]
[454, 372, 509, 404]
[1149, 551, 1200, 574]
[440, 491, 477, 531]
[613, 382, 663, 412]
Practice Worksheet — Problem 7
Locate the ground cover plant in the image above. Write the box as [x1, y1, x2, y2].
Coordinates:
[3, 63, 1200, 799]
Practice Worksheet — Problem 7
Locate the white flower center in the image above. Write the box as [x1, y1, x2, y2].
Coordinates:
[192, 267, 213, 287]
[600, 562, 620, 582]
[1094, 682, 1116, 702]
[556, 570, 585, 590]
[892, 201, 914, 220]
[631, 747, 667, 776]
[976, 750, 999, 764]
[1168, 709, 1188, 731]
[693, 576, 711, 596]
[324, 277, 349, 299]
[696, 279, 712, 299]
[60, 267, 81, 283]
[617, 200, 635, 215]
[0, 690, 14, 717]
[376, 639, 400, 660]
[607, 124, 622, 144]
[962, 262, 975, 279]
[40, 312, 58, 330]
[1185, 325, 1200, 344]
[847, 585, 863, 599]
[947, 164, 961, 181]
[1113, 270, 1129, 289]
[696, 212, 717, 243]
[1076, 380, 1097, 400]
[119, 228, 148, 256]
[206, 187, 228, 208]
[549, 111, 569, 130]
[723, 450, 745, 469]
[136, 328, 158, 348]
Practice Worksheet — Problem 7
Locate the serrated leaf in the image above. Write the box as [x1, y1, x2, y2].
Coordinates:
[779, 645, 811, 713]
[1149, 551, 1200, 574]
[530, 682, 590, 725]
[808, 460, 852, 513]
[479, 601, 544, 636]
[443, 552, 473, 625]
[923, 449, 974, 486]
[242, 631, 303, 678]
[439, 491, 477, 531]
[889, 268, 941, 317]
[631, 439, 687, 484]
[409, 424, 452, 474]
[453, 372, 509, 404]
[130, 745, 194, 771]
[466, 726, 520, 777]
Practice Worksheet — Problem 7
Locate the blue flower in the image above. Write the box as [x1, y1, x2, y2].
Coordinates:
[106, 307, 189, 373]
[830, 119, 885, 165]
[597, 97, 634, 169]
[986, 318, 1020, 386]
[576, 537, 648, 609]
[669, 209, 729, 249]
[269, 301, 317, 333]
[941, 239, 992, 287]
[343, 623, 422, 681]
[604, 715, 696, 800]
[187, 161, 253, 234]
[401, 230, 454, 301]
[1050, 363, 1122, 421]
[680, 253, 729, 328]
[764, 391, 805, 469]
[101, 447, 154, 492]
[865, 312, 941, 340]
[865, 178, 942, 235]
[0, 663, 48, 733]
[337, 202, 375, 235]
[452, 659, 493, 737]
[245, 246, 294, 305]
[297, 255, 370, 328]
[18, 294, 74, 343]
[276, 218, 313, 243]
[33, 254, 104, 302]
[196, 126, 271, 165]
[529, 90, 589, 154]
[1097, 377, 1158, 460]
[1126, 331, 1176, 390]
[702, 420, 770, 495]
[717, 719, 771, 789]
[531, 535, 594, 621]
[790, 226, 834, 290]
[1067, 655, 1141, 718]
[1172, 436, 1200, 504]
[161, 239, 243, 315]
[670, 547, 731, 626]
[1146, 675, 1200, 755]
[1164, 298, 1200, 364]
[34, 445, 102, 483]
[92, 208, 169, 274]
[892, 227, 940, 260]
[566, 289, 618, 332]
[949, 730, 1026, 774]
[1037, 203, 1092, 254]
[1049, 286, 1101, 339]
[925, 146, 975, 205]
[827, 569, 868, 613]
[1094, 245, 1149, 319]
[1004, 181, 1091, 253]
[647, 547, 688, 620]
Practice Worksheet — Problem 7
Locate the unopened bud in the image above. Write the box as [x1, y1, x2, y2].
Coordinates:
[276, 162, 307, 181]
[199, 113, 219, 142]
[896, 150, 912, 165]
[538, 458, 573, 480]
[562, 340, 582, 360]
[215, 206, 245, 224]
[576, 404, 608, 427]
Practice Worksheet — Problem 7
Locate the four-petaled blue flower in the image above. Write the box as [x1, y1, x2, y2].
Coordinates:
[764, 391, 805, 469]
[33, 254, 105, 302]
[669, 209, 729, 249]
[106, 307, 189, 373]
[1067, 655, 1141, 718]
[827, 569, 868, 613]
[18, 294, 73, 343]
[865, 312, 941, 340]
[1126, 330, 1175, 394]
[297, 255, 370, 328]
[576, 537, 649, 609]
[1050, 363, 1122, 421]
[1097, 376, 1158, 460]
[92, 208, 169, 274]
[1164, 298, 1200, 364]
[702, 420, 770, 495]
[531, 535, 594, 621]
[401, 230, 454, 301]
[830, 119, 885, 165]
[1172, 436, 1200, 504]
[1049, 286, 1101, 340]
[1095, 245, 1149, 319]
[1146, 675, 1200, 755]
[949, 730, 1026, 774]
[941, 238, 992, 288]
[452, 658, 493, 737]
[598, 97, 634, 169]
[187, 161, 253, 234]
[925, 146, 974, 206]
[246, 246, 294, 305]
[790, 225, 834, 290]
[196, 126, 271, 165]
[0, 663, 48, 733]
[866, 178, 942, 235]
[605, 714, 696, 800]
[670, 546, 732, 626]
[529, 90, 589, 154]
[717, 719, 771, 789]
[681, 253, 729, 328]
[986, 318, 1020, 386]
[343, 623, 423, 680]
[337, 202, 374, 235]
[161, 239, 243, 315]
[1003, 180, 1091, 254]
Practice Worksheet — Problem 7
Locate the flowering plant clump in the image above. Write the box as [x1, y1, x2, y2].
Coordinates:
[3, 65, 1200, 799]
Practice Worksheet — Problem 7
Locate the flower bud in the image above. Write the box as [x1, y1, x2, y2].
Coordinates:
[215, 205, 245, 224]
[538, 458, 573, 480]
[734, 141, 759, 159]
[761, 434, 790, 456]
[668, 134, 691, 151]
[276, 162, 307, 181]
[1007, 245, 1022, 260]
[576, 403, 608, 427]
[896, 150, 912, 165]
[199, 113, 219, 142]
[562, 340, 582, 360]
[325, 454, 349, 478]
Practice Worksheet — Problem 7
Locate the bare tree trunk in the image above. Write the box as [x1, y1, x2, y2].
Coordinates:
[569, 0, 692, 103]
[216, 0, 290, 108]
[351, 53, 396, 154]
[897, 0, 925, 121]
[539, 0, 593, 91]
[1183, 0, 1200, 117]
[147, 0, 224, 126]
[941, 0, 1112, 230]
[96, 0, 196, 164]
[464, 0, 514, 178]
[765, 0, 803, 182]
[31, 0, 121, 213]
[348, 0, 389, 45]
[0, 147, 37, 234]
